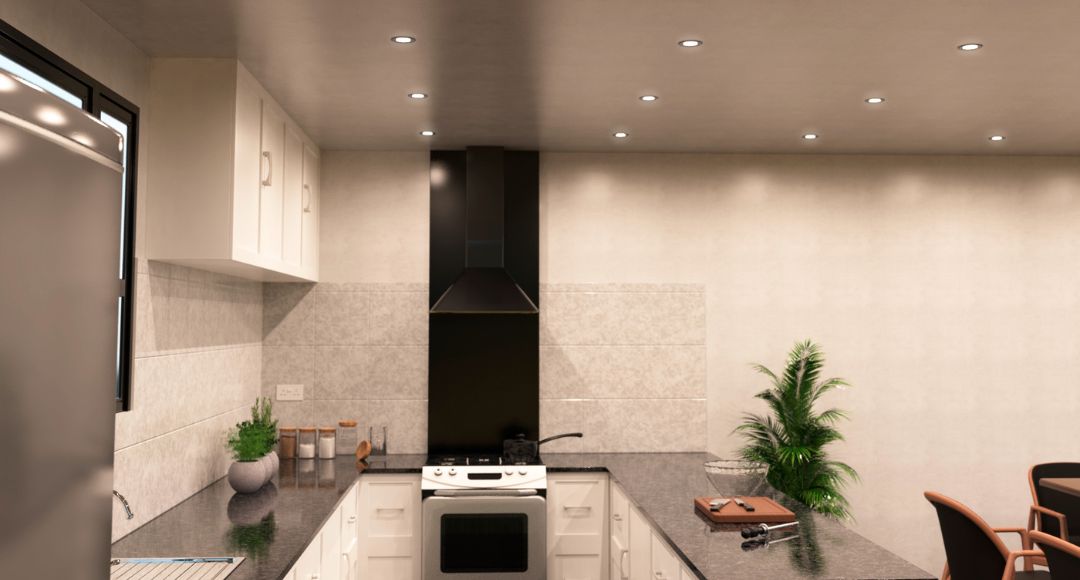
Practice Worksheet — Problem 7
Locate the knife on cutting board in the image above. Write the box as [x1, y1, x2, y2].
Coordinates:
[733, 497, 756, 512]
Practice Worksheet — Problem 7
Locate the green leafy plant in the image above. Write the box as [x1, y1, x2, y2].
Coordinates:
[735, 340, 859, 520]
[227, 398, 279, 461]
[250, 397, 278, 453]
[227, 421, 268, 462]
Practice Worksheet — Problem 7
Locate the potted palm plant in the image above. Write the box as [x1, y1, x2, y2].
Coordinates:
[735, 340, 859, 519]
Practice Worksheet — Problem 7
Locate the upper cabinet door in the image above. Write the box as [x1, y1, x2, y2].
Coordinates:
[259, 102, 285, 263]
[282, 124, 304, 268]
[232, 72, 262, 258]
[301, 144, 320, 279]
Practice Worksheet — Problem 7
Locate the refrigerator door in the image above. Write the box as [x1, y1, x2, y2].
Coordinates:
[0, 70, 124, 579]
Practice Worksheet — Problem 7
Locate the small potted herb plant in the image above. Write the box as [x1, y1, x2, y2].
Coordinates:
[251, 398, 279, 474]
[227, 420, 270, 493]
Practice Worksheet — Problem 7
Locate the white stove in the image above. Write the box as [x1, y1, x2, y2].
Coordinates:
[421, 455, 547, 579]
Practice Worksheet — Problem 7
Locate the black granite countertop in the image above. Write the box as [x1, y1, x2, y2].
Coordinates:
[112, 453, 933, 580]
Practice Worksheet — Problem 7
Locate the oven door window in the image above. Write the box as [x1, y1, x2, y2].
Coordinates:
[441, 513, 529, 573]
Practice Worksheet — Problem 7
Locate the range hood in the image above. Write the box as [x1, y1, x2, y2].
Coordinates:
[428, 147, 540, 456]
[429, 147, 538, 314]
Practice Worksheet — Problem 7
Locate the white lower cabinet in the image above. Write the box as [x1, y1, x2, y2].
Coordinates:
[650, 534, 680, 580]
[341, 484, 359, 580]
[290, 531, 322, 580]
[356, 474, 422, 580]
[548, 473, 609, 580]
[680, 566, 695, 580]
[609, 484, 630, 580]
[321, 507, 342, 580]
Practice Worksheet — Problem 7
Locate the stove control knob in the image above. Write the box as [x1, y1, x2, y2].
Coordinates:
[518, 469, 528, 476]
[449, 468, 457, 476]
[505, 470, 513, 476]
[433, 468, 443, 476]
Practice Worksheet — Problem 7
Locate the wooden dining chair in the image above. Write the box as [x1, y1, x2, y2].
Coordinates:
[1028, 463, 1080, 545]
[1031, 530, 1080, 579]
[925, 491, 1047, 580]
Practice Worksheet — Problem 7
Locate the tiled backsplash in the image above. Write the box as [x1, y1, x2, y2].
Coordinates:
[539, 283, 707, 453]
[263, 281, 706, 455]
[262, 283, 429, 453]
[112, 260, 262, 541]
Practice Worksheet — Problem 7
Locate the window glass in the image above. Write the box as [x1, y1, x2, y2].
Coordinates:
[0, 53, 82, 107]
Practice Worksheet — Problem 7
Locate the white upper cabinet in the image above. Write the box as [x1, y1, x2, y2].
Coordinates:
[147, 59, 320, 282]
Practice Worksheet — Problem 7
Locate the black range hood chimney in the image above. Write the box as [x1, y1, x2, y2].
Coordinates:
[430, 147, 538, 314]
[428, 147, 539, 456]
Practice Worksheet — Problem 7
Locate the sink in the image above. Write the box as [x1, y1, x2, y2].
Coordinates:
[110, 557, 243, 579]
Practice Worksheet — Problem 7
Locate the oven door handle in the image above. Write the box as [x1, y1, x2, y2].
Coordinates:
[432, 489, 539, 497]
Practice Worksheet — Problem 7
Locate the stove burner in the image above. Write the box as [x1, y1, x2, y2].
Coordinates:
[427, 453, 543, 467]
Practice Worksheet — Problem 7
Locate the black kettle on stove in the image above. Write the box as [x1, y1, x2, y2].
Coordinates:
[503, 432, 583, 464]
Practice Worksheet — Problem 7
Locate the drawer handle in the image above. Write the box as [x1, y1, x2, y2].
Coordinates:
[563, 505, 592, 513]
[376, 506, 405, 513]
[261, 151, 273, 186]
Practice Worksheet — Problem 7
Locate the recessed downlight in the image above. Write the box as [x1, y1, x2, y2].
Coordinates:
[408, 92, 428, 100]
[391, 35, 416, 44]
[678, 39, 703, 48]
[419, 130, 435, 137]
[989, 134, 1006, 142]
[865, 97, 885, 104]
[613, 131, 629, 139]
[802, 133, 819, 140]
[958, 43, 983, 51]
[639, 95, 658, 102]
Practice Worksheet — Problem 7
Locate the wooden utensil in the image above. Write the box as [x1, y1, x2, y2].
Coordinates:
[355, 440, 372, 462]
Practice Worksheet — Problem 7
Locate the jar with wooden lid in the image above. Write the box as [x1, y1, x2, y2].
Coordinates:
[318, 427, 336, 459]
[337, 420, 358, 456]
[298, 427, 317, 459]
[278, 427, 298, 459]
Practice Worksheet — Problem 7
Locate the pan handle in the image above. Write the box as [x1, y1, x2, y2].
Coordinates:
[538, 432, 584, 446]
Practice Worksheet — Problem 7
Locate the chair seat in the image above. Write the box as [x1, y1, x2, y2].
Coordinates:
[1015, 571, 1052, 580]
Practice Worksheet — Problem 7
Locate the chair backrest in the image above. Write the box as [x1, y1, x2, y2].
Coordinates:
[1031, 530, 1080, 579]
[1029, 463, 1080, 538]
[924, 492, 1008, 580]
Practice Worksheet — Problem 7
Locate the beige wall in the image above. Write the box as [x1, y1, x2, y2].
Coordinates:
[319, 149, 1080, 574]
[2, 0, 264, 541]
[542, 152, 1080, 574]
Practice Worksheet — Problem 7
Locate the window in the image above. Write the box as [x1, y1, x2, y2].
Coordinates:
[1, 18, 139, 412]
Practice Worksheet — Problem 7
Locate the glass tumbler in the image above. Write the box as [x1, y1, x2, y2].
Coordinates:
[369, 425, 387, 456]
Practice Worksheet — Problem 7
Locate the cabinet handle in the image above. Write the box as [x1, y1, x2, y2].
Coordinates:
[261, 151, 273, 186]
[303, 184, 312, 213]
[655, 573, 664, 580]
[563, 505, 592, 513]
[347, 515, 357, 524]
[613, 513, 623, 522]
[341, 552, 351, 580]
[620, 549, 629, 579]
[376, 506, 405, 515]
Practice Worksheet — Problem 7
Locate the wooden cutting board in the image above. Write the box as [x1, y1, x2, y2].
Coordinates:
[693, 496, 796, 524]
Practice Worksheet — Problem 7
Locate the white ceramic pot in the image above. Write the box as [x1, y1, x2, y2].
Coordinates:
[228, 461, 265, 494]
[267, 450, 280, 478]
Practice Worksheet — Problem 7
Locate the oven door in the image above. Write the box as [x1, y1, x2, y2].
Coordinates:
[422, 492, 546, 580]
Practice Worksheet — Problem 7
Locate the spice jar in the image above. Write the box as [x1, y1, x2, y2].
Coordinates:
[337, 420, 358, 456]
[298, 428, 317, 459]
[318, 427, 337, 459]
[278, 427, 297, 459]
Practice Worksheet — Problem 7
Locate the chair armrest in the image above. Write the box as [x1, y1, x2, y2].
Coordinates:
[1028, 505, 1070, 538]
[1002, 550, 1045, 580]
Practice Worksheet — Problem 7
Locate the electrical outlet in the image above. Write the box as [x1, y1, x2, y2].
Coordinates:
[276, 384, 304, 401]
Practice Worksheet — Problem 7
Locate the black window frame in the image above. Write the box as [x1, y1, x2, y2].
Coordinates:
[1, 18, 139, 412]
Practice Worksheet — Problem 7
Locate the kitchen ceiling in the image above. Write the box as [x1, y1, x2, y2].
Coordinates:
[81, 0, 1080, 154]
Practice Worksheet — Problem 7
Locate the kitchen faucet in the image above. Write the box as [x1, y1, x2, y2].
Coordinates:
[113, 490, 134, 520]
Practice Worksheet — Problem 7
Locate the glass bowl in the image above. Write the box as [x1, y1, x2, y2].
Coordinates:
[704, 459, 769, 497]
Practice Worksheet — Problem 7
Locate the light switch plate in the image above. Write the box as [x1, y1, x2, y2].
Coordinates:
[276, 384, 304, 401]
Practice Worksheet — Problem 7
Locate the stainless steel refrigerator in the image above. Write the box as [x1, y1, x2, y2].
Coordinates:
[0, 69, 125, 579]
